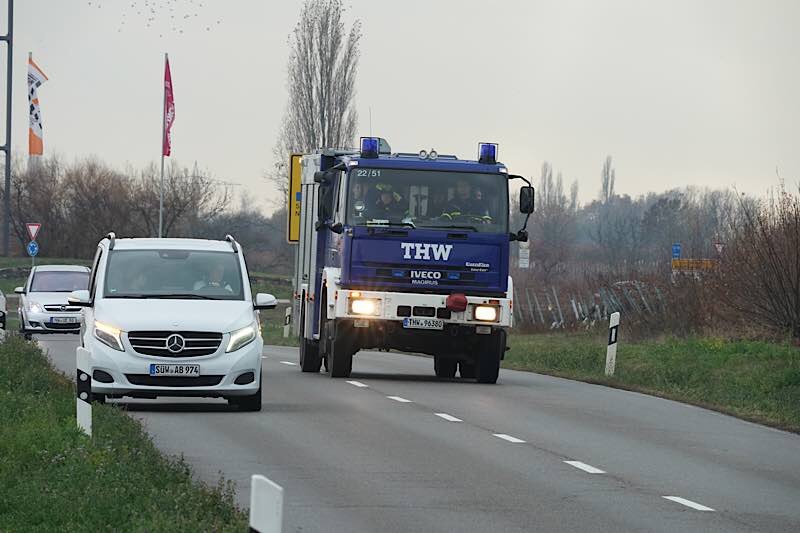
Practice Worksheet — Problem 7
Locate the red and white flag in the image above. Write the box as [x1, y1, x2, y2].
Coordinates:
[28, 55, 48, 156]
[162, 55, 175, 156]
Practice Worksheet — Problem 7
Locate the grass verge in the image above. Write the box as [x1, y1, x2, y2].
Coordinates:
[505, 332, 800, 433]
[0, 336, 248, 532]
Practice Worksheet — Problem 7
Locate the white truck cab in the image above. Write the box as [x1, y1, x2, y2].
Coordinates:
[70, 233, 276, 411]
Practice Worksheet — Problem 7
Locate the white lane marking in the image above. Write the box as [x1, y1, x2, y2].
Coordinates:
[346, 380, 369, 388]
[262, 356, 267, 359]
[493, 433, 526, 443]
[564, 461, 606, 474]
[434, 413, 462, 422]
[280, 361, 297, 366]
[386, 395, 413, 403]
[663, 496, 715, 512]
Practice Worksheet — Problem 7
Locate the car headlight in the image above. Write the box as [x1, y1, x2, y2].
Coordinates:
[349, 296, 380, 316]
[29, 302, 44, 314]
[94, 321, 124, 351]
[226, 323, 257, 353]
[474, 305, 499, 322]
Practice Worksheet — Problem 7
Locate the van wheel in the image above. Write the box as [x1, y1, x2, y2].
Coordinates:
[458, 360, 476, 379]
[91, 393, 106, 404]
[231, 377, 262, 411]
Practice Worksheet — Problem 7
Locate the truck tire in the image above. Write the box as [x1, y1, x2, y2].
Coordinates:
[327, 320, 353, 378]
[434, 356, 457, 378]
[458, 360, 476, 379]
[476, 330, 505, 384]
[299, 303, 322, 373]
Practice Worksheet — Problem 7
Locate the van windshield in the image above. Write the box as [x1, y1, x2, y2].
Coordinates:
[30, 271, 89, 292]
[103, 250, 244, 301]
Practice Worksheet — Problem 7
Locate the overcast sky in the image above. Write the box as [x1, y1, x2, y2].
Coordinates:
[1, 0, 798, 211]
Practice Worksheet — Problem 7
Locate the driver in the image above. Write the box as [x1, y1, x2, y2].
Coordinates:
[194, 261, 232, 292]
[442, 178, 491, 221]
[368, 183, 405, 220]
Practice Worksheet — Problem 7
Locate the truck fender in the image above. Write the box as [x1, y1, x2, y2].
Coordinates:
[321, 267, 343, 321]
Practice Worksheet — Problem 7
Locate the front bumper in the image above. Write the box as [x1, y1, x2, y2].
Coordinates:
[87, 335, 263, 398]
[22, 310, 81, 333]
[330, 289, 512, 327]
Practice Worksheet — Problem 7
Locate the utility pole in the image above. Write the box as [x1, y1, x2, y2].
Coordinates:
[1, 0, 13, 256]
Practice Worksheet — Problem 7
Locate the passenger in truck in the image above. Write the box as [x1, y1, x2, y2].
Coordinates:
[369, 183, 405, 220]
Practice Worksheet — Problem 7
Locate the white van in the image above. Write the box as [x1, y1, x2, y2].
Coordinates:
[69, 233, 276, 411]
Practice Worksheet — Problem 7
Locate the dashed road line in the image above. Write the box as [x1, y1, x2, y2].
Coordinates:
[279, 361, 297, 366]
[663, 496, 715, 511]
[387, 395, 413, 403]
[434, 413, 462, 422]
[564, 460, 606, 474]
[493, 433, 526, 443]
[346, 380, 369, 388]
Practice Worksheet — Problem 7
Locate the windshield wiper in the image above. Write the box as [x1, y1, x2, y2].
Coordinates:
[366, 221, 416, 229]
[106, 294, 148, 299]
[422, 224, 478, 232]
[147, 293, 218, 300]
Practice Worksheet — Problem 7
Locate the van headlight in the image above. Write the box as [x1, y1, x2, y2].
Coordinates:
[29, 302, 44, 314]
[473, 305, 499, 322]
[94, 321, 124, 351]
[227, 322, 257, 353]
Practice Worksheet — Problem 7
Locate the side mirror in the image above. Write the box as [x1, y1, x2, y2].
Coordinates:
[14, 286, 25, 294]
[67, 290, 92, 307]
[520, 186, 535, 214]
[254, 293, 277, 310]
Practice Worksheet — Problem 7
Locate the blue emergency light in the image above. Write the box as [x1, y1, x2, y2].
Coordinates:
[478, 142, 498, 164]
[360, 137, 380, 158]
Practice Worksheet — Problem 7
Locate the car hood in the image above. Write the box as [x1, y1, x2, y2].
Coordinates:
[25, 292, 77, 306]
[94, 299, 255, 334]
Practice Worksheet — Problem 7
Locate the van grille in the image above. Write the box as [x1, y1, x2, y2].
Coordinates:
[44, 305, 82, 312]
[127, 331, 223, 357]
[125, 374, 223, 387]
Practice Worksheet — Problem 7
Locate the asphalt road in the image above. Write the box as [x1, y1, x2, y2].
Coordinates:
[38, 335, 800, 533]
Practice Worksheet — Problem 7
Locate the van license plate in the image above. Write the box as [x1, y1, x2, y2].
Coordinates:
[402, 318, 444, 330]
[51, 317, 79, 324]
[149, 364, 200, 377]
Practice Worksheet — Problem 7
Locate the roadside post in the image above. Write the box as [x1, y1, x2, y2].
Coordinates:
[605, 312, 620, 377]
[76, 347, 92, 437]
[283, 307, 291, 338]
[26, 222, 41, 267]
[249, 474, 283, 533]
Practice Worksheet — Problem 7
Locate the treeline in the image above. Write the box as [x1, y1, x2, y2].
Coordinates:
[5, 156, 291, 271]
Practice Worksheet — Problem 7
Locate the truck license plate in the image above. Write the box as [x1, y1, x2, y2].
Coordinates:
[402, 318, 444, 330]
[149, 364, 200, 377]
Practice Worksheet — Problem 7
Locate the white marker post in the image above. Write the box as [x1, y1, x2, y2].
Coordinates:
[249, 475, 284, 533]
[282, 307, 291, 338]
[76, 347, 92, 437]
[605, 312, 620, 377]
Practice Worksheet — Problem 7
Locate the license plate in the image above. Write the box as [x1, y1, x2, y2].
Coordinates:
[402, 317, 444, 330]
[148, 364, 200, 377]
[51, 317, 79, 324]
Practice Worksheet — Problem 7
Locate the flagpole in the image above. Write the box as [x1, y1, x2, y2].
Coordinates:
[158, 53, 167, 238]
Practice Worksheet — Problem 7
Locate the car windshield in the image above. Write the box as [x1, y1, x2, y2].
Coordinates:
[103, 250, 244, 301]
[30, 271, 89, 292]
[346, 169, 508, 233]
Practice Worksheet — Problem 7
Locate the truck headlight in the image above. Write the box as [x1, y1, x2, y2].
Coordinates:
[94, 321, 124, 351]
[350, 298, 379, 315]
[227, 323, 257, 353]
[474, 305, 499, 322]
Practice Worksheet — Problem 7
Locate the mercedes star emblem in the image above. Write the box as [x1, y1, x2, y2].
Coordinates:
[166, 334, 185, 353]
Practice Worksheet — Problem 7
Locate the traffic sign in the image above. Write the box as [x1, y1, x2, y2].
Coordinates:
[27, 241, 39, 257]
[286, 154, 302, 243]
[26, 222, 41, 241]
[671, 243, 681, 259]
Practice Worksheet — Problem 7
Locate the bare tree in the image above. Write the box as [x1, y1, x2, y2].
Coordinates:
[268, 0, 362, 201]
[600, 155, 615, 204]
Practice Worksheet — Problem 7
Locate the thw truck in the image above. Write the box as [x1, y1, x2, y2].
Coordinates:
[289, 138, 534, 383]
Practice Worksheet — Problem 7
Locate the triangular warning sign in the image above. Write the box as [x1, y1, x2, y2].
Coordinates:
[26, 223, 41, 241]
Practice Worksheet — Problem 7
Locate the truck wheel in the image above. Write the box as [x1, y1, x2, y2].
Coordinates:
[458, 361, 476, 379]
[476, 330, 505, 384]
[327, 320, 353, 378]
[434, 356, 457, 378]
[300, 338, 321, 372]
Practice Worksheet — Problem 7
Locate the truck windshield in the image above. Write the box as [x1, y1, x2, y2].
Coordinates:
[346, 169, 508, 233]
[103, 250, 244, 300]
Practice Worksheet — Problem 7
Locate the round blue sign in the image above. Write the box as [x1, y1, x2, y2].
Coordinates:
[27, 240, 39, 257]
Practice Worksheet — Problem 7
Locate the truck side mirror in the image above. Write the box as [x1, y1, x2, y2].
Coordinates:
[520, 186, 535, 214]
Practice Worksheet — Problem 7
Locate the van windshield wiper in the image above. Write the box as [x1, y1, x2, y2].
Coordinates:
[148, 293, 218, 300]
